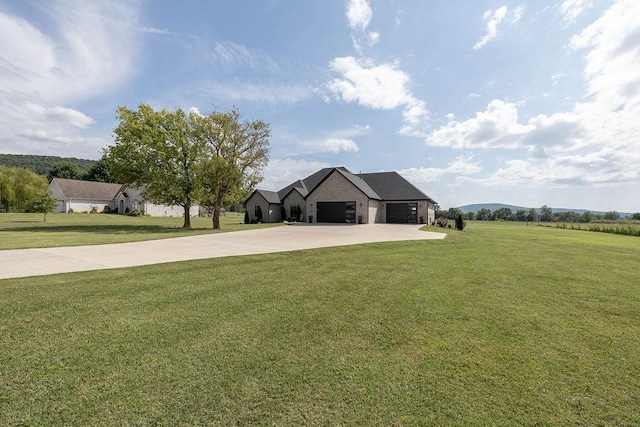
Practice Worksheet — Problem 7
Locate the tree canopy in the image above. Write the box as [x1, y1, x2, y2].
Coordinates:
[0, 166, 48, 212]
[105, 104, 269, 229]
[193, 108, 270, 229]
[47, 162, 82, 181]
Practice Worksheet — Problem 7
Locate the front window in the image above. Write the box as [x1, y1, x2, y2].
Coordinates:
[346, 201, 356, 223]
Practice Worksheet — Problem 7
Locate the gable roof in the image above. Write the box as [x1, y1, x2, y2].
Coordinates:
[357, 172, 435, 202]
[51, 178, 125, 200]
[255, 189, 281, 204]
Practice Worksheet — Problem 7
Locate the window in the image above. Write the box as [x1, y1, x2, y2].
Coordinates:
[345, 201, 356, 223]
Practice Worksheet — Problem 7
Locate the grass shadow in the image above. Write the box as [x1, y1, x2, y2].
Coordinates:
[3, 224, 201, 235]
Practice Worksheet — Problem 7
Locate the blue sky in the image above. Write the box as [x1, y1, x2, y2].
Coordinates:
[1, 0, 638, 212]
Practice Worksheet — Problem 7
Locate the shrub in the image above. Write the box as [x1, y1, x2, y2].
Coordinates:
[90, 206, 98, 214]
[244, 211, 249, 224]
[436, 217, 448, 227]
[126, 208, 143, 217]
[68, 208, 74, 213]
[103, 205, 112, 214]
[455, 214, 465, 231]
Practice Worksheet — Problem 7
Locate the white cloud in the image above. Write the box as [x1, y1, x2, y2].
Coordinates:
[211, 41, 280, 73]
[511, 6, 525, 24]
[0, 0, 141, 157]
[427, 100, 535, 149]
[473, 6, 508, 50]
[196, 79, 315, 105]
[559, 0, 592, 23]
[398, 154, 482, 184]
[473, 5, 524, 50]
[259, 158, 331, 191]
[327, 56, 429, 135]
[346, 0, 372, 31]
[139, 26, 169, 35]
[45, 107, 95, 128]
[321, 138, 359, 153]
[327, 57, 412, 109]
[345, 0, 379, 52]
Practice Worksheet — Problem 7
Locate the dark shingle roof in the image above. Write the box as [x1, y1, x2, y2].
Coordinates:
[255, 189, 281, 204]
[357, 172, 435, 202]
[52, 178, 125, 200]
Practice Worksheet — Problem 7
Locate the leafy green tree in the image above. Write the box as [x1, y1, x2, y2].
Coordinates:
[48, 162, 81, 181]
[464, 211, 475, 220]
[539, 205, 553, 222]
[630, 213, 640, 221]
[84, 156, 114, 182]
[581, 211, 594, 223]
[444, 207, 463, 220]
[603, 211, 620, 221]
[476, 208, 491, 221]
[557, 211, 581, 223]
[515, 209, 527, 222]
[29, 191, 58, 222]
[526, 208, 538, 223]
[0, 166, 48, 212]
[193, 108, 270, 229]
[106, 104, 206, 229]
[492, 207, 513, 221]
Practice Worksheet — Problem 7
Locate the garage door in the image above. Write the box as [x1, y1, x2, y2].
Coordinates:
[386, 203, 418, 224]
[317, 201, 356, 223]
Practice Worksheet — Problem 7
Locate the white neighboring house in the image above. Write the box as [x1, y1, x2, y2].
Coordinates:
[48, 178, 199, 217]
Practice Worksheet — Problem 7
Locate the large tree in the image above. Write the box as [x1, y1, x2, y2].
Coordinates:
[193, 108, 270, 229]
[106, 104, 206, 229]
[0, 166, 48, 212]
[84, 156, 114, 183]
[48, 162, 81, 181]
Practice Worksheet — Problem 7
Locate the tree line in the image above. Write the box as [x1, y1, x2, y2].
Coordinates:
[438, 206, 640, 222]
[0, 154, 96, 176]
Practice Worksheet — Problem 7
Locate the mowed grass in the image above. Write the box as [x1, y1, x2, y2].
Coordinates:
[0, 212, 280, 249]
[1, 222, 639, 425]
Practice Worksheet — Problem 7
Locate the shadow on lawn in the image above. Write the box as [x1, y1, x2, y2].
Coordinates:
[4, 224, 209, 234]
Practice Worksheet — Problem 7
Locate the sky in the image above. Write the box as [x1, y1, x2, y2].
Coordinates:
[1, 0, 638, 212]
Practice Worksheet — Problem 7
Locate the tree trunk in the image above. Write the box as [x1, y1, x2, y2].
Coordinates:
[212, 203, 222, 230]
[182, 202, 192, 229]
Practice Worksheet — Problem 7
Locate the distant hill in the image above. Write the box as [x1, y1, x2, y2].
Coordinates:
[457, 203, 633, 218]
[0, 154, 96, 176]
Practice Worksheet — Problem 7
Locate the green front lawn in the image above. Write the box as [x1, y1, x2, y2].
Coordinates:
[1, 222, 639, 424]
[0, 212, 280, 249]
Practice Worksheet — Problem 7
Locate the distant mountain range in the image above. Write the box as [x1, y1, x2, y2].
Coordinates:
[457, 203, 633, 218]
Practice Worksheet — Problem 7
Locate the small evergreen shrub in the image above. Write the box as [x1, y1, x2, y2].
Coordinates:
[244, 211, 249, 224]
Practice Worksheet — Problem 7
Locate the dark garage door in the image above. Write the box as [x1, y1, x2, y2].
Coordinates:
[317, 201, 356, 223]
[386, 203, 418, 224]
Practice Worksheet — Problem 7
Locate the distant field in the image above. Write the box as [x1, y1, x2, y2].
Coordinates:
[0, 212, 280, 249]
[1, 222, 639, 425]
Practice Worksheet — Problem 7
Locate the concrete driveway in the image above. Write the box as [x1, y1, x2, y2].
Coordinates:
[0, 224, 446, 280]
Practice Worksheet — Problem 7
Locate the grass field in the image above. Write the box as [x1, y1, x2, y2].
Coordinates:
[0, 212, 280, 249]
[1, 222, 639, 425]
